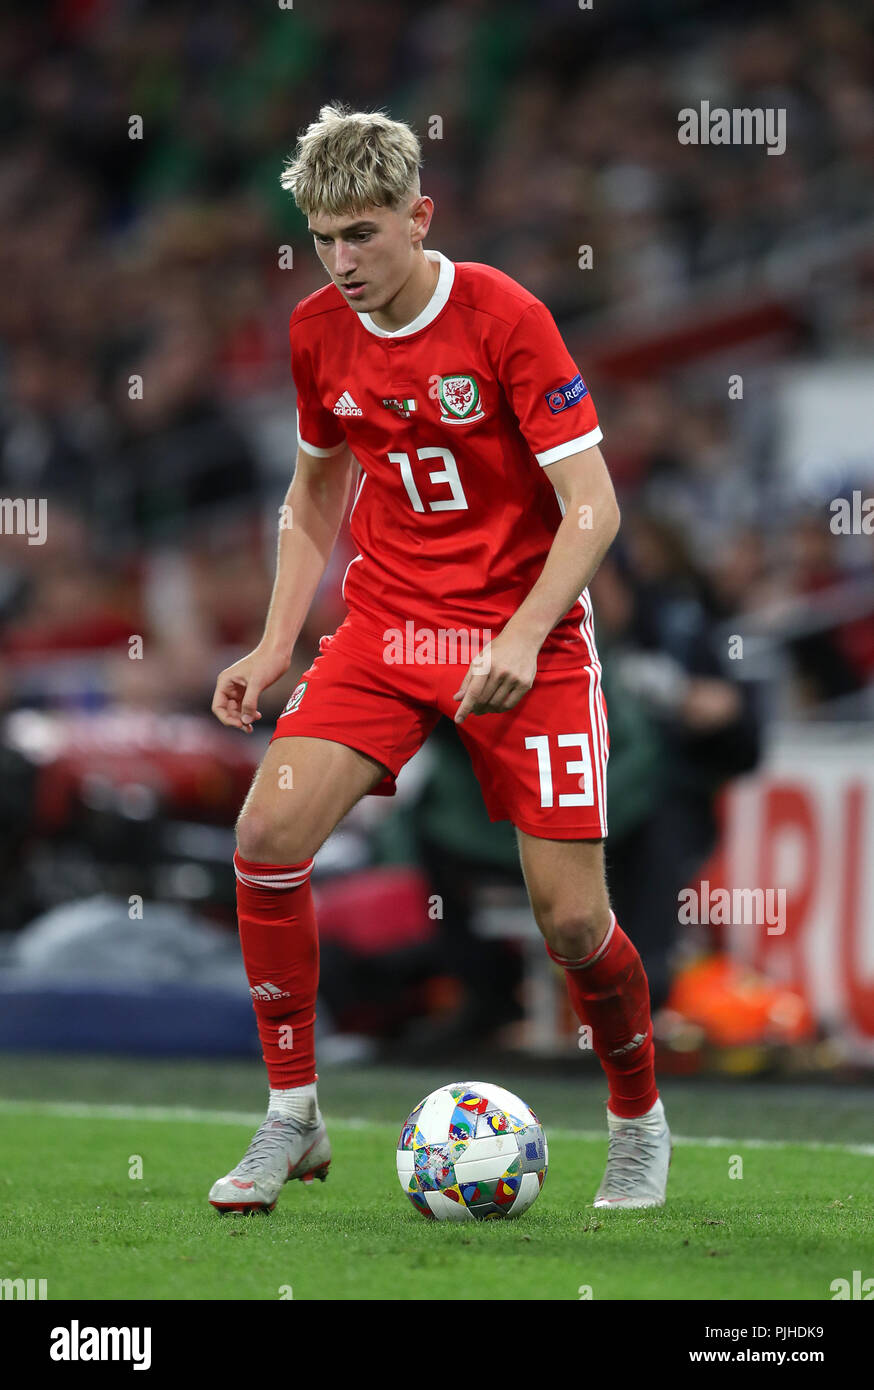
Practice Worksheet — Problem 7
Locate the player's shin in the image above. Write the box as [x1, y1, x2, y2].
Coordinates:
[233, 850, 320, 1115]
[546, 911, 659, 1118]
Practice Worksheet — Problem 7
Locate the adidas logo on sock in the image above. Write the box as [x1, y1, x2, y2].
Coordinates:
[332, 391, 362, 416]
[608, 1031, 647, 1057]
[249, 981, 291, 1000]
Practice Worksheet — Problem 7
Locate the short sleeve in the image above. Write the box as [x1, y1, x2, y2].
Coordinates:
[290, 314, 347, 458]
[499, 301, 602, 466]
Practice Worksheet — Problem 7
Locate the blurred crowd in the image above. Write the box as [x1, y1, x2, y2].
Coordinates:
[0, 1, 873, 1056]
[1, 0, 873, 718]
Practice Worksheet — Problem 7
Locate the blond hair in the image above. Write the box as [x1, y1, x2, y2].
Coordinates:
[280, 103, 422, 217]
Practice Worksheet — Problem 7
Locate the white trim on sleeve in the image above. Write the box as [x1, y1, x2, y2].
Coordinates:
[536, 425, 603, 467]
[296, 410, 347, 457]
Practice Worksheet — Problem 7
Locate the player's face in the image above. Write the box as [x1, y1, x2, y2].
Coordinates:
[308, 202, 428, 312]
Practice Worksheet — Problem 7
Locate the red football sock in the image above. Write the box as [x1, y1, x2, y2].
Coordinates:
[233, 850, 319, 1089]
[546, 912, 658, 1118]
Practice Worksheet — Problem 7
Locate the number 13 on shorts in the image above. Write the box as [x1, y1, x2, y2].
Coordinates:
[525, 733, 594, 807]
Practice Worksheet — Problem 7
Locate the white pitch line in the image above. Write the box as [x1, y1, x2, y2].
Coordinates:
[0, 1098, 872, 1157]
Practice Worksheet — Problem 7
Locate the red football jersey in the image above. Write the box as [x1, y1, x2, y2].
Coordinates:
[290, 249, 604, 665]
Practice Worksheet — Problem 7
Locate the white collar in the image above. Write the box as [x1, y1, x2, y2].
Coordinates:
[358, 249, 455, 338]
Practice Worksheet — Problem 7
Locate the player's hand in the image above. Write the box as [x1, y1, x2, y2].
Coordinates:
[453, 630, 538, 724]
[211, 643, 292, 734]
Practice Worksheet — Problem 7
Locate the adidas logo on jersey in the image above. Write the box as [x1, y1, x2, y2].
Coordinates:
[249, 981, 291, 1000]
[332, 391, 363, 416]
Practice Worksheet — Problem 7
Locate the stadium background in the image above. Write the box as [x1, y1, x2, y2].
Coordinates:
[1, 0, 873, 1179]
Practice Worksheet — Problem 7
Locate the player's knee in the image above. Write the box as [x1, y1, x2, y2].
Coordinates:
[234, 810, 276, 863]
[537, 902, 611, 962]
[235, 807, 314, 866]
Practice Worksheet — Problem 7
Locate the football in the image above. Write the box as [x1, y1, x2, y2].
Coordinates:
[396, 1080, 548, 1221]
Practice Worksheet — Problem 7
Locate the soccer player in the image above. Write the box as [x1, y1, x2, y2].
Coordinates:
[208, 104, 671, 1213]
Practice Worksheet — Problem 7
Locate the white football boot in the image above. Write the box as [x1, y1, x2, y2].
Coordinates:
[209, 1111, 331, 1213]
[592, 1097, 672, 1209]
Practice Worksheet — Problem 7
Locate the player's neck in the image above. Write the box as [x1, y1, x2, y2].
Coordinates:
[368, 252, 440, 333]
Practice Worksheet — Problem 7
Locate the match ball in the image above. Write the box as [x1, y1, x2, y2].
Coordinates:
[396, 1080, 547, 1221]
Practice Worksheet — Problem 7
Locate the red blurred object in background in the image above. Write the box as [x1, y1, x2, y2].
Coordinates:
[315, 867, 436, 956]
[4, 710, 259, 830]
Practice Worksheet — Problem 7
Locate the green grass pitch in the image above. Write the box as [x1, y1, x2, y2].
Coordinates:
[0, 1056, 871, 1300]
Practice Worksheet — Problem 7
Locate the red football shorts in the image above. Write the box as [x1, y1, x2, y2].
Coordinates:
[270, 613, 609, 840]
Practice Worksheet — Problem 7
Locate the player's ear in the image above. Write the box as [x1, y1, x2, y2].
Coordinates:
[409, 194, 434, 244]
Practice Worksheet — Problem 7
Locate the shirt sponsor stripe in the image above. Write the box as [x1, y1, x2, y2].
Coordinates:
[341, 553, 363, 600]
[585, 591, 609, 834]
[579, 588, 608, 833]
[349, 470, 367, 520]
